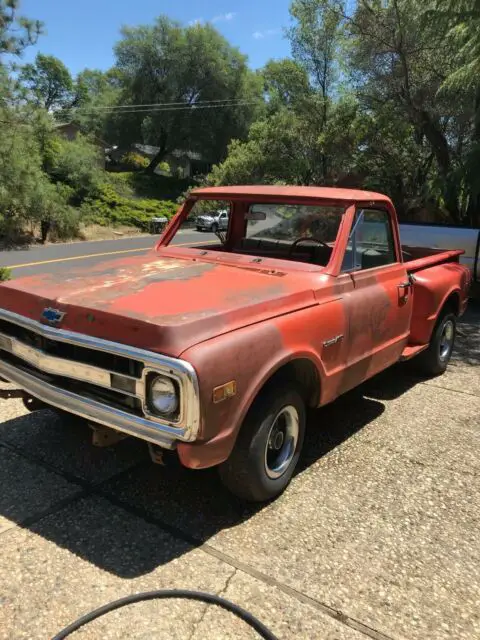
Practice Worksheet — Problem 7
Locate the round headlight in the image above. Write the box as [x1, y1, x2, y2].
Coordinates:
[149, 376, 178, 416]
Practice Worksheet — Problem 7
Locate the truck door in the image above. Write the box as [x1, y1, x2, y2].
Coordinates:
[339, 208, 413, 391]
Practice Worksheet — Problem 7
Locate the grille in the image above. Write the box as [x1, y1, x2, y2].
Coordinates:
[0, 349, 143, 416]
[0, 318, 143, 378]
[0, 308, 201, 445]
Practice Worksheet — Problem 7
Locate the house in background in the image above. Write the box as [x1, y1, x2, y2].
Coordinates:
[130, 144, 212, 178]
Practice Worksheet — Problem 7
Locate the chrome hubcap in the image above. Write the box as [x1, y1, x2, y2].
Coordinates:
[439, 320, 454, 361]
[264, 405, 299, 480]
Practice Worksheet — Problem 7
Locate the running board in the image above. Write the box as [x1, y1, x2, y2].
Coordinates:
[399, 344, 429, 361]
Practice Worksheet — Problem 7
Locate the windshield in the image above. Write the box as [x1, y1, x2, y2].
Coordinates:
[166, 198, 346, 267]
[245, 203, 345, 244]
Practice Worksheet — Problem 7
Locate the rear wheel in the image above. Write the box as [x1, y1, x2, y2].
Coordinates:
[219, 383, 306, 502]
[211, 222, 218, 233]
[415, 311, 457, 376]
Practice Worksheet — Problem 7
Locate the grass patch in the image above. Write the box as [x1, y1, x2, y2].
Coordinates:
[0, 267, 12, 281]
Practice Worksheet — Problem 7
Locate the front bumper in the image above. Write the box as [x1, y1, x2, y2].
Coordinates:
[0, 308, 201, 450]
[196, 219, 213, 229]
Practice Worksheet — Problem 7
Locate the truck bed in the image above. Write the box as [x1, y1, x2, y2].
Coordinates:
[400, 223, 480, 289]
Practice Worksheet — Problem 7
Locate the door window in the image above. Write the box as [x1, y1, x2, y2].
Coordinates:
[342, 209, 397, 272]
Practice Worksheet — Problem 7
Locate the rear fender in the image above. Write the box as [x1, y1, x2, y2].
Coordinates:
[409, 263, 469, 345]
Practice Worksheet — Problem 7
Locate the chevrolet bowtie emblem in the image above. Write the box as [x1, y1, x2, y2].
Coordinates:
[41, 307, 65, 326]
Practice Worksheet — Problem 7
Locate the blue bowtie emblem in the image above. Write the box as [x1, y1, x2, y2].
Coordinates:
[41, 308, 65, 325]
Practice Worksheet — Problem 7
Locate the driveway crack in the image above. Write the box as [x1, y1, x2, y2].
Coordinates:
[187, 567, 237, 640]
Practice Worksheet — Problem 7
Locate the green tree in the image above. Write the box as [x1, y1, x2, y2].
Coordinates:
[347, 0, 470, 222]
[68, 68, 122, 138]
[112, 17, 264, 173]
[429, 0, 480, 224]
[0, 109, 62, 240]
[19, 53, 73, 110]
[0, 0, 42, 59]
[209, 93, 361, 186]
[263, 58, 312, 110]
[289, 0, 346, 180]
[432, 0, 480, 93]
[210, 0, 359, 190]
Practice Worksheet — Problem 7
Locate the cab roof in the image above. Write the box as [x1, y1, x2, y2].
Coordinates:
[191, 185, 393, 205]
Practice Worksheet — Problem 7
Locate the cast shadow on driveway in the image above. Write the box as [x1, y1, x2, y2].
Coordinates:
[0, 388, 386, 578]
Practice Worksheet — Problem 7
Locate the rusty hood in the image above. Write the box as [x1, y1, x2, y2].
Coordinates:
[0, 253, 316, 357]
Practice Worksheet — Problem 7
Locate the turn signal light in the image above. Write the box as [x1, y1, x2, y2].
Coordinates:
[213, 380, 237, 404]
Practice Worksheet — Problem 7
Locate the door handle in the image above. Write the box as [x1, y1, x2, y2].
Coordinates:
[397, 280, 412, 306]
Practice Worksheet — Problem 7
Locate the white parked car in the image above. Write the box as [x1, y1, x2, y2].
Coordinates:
[196, 209, 229, 233]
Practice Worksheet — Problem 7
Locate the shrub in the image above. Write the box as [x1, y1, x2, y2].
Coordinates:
[158, 161, 170, 174]
[82, 184, 178, 230]
[104, 172, 135, 197]
[0, 267, 11, 281]
[50, 207, 82, 241]
[121, 152, 150, 171]
[48, 134, 103, 203]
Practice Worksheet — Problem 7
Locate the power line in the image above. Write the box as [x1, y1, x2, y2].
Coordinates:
[67, 97, 261, 112]
[78, 101, 260, 115]
[1, 100, 262, 127]
[55, 102, 262, 121]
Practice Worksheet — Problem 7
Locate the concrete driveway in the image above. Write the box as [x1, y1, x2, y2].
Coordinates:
[0, 305, 479, 640]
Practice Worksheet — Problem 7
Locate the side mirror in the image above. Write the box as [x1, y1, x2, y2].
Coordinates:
[245, 211, 267, 221]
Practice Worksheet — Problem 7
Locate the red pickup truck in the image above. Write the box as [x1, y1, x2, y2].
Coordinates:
[0, 186, 471, 501]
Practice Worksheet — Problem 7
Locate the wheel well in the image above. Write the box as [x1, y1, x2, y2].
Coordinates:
[441, 291, 460, 317]
[261, 359, 321, 408]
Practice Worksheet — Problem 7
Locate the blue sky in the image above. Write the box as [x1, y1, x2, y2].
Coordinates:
[19, 0, 293, 76]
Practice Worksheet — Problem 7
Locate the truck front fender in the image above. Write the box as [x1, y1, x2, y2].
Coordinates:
[176, 307, 333, 470]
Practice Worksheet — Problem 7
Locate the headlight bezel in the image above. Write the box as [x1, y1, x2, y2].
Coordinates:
[144, 372, 181, 422]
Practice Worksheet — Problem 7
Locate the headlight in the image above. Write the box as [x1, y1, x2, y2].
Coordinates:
[148, 376, 179, 417]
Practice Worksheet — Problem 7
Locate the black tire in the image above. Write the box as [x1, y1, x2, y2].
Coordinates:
[415, 311, 457, 376]
[211, 222, 219, 233]
[219, 383, 306, 502]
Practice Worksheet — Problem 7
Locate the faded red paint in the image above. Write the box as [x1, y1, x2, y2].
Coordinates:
[0, 186, 471, 469]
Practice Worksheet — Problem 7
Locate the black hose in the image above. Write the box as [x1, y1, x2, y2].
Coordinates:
[51, 589, 279, 640]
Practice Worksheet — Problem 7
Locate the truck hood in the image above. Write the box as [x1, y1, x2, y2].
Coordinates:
[0, 253, 316, 357]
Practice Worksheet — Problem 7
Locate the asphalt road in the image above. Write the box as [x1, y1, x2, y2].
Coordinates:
[0, 229, 217, 277]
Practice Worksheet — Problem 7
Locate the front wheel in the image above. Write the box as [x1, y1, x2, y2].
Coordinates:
[415, 311, 457, 376]
[219, 383, 306, 502]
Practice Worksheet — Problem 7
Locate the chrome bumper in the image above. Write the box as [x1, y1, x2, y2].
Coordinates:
[0, 309, 200, 449]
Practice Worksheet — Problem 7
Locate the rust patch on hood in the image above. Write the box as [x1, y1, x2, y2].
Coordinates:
[55, 258, 216, 304]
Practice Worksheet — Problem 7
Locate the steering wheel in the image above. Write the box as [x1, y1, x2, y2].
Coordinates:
[288, 237, 331, 258]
